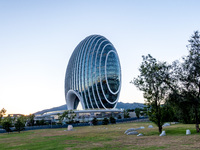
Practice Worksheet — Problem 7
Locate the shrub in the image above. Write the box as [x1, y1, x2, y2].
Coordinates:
[123, 110, 130, 118]
[15, 119, 25, 133]
[109, 116, 116, 124]
[102, 118, 109, 125]
[2, 121, 12, 133]
[91, 117, 98, 125]
[117, 115, 122, 119]
[135, 108, 140, 118]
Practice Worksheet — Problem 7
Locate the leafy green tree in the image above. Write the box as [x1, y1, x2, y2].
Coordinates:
[58, 110, 76, 124]
[168, 31, 200, 132]
[35, 119, 47, 126]
[133, 54, 171, 133]
[161, 103, 176, 122]
[102, 118, 109, 125]
[167, 93, 193, 123]
[27, 114, 35, 126]
[1, 116, 12, 133]
[15, 117, 25, 133]
[123, 109, 130, 118]
[58, 111, 67, 122]
[135, 108, 140, 118]
[140, 107, 148, 117]
[181, 31, 200, 132]
[67, 110, 76, 124]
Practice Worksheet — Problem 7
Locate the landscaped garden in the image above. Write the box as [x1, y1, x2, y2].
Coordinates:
[0, 122, 200, 150]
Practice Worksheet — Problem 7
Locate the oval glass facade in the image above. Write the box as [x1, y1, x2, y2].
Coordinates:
[65, 35, 121, 110]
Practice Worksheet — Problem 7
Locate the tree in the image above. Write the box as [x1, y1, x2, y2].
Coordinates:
[135, 108, 140, 118]
[58, 110, 76, 124]
[123, 109, 130, 118]
[169, 31, 200, 132]
[168, 91, 194, 123]
[0, 108, 6, 124]
[1, 116, 12, 133]
[141, 106, 148, 117]
[181, 31, 200, 132]
[132, 54, 171, 133]
[27, 114, 35, 126]
[161, 102, 176, 122]
[15, 117, 25, 133]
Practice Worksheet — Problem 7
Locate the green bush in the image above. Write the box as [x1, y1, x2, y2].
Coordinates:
[102, 118, 109, 125]
[91, 117, 98, 125]
[135, 108, 140, 118]
[123, 110, 130, 118]
[117, 115, 122, 119]
[2, 121, 12, 133]
[56, 122, 62, 125]
[15, 118, 25, 133]
[109, 116, 116, 124]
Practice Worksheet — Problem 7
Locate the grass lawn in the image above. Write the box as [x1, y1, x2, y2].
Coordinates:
[0, 122, 200, 150]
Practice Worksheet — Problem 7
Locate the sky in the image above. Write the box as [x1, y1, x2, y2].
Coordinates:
[1, 0, 200, 115]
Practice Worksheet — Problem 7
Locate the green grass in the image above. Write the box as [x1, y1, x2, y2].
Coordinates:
[0, 122, 200, 150]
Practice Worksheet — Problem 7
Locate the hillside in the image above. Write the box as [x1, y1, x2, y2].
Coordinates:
[34, 102, 145, 115]
[34, 104, 68, 115]
[116, 102, 146, 110]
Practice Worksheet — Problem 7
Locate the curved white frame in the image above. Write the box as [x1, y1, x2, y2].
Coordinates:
[105, 50, 121, 94]
[82, 36, 95, 109]
[91, 36, 104, 109]
[77, 36, 92, 109]
[85, 35, 101, 109]
[99, 45, 121, 105]
[94, 39, 108, 109]
[66, 90, 85, 110]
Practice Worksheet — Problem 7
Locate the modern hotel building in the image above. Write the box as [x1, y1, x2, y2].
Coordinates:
[65, 35, 121, 110]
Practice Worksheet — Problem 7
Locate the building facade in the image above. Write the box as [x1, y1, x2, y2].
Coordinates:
[65, 35, 121, 110]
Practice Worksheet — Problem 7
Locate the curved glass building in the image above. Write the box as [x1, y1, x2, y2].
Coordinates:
[65, 35, 121, 110]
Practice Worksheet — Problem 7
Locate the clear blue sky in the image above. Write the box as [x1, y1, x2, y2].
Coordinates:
[0, 0, 200, 115]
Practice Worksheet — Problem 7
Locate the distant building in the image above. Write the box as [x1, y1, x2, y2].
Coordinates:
[65, 35, 121, 110]
[8, 114, 24, 117]
[34, 109, 123, 123]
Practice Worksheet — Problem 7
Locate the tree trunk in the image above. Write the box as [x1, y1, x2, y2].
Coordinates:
[158, 109, 162, 133]
[159, 125, 162, 133]
[156, 99, 162, 133]
[195, 107, 199, 133]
